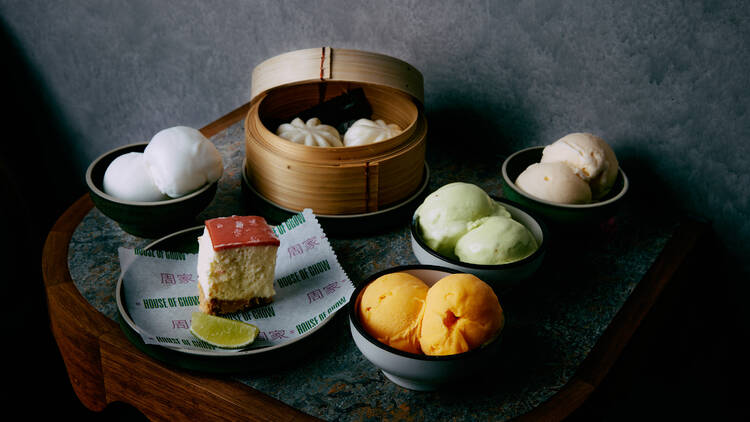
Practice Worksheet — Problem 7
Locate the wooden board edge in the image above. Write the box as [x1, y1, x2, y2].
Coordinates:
[201, 102, 251, 138]
[99, 331, 322, 422]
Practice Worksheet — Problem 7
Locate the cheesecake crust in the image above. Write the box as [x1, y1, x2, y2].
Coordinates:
[198, 286, 273, 315]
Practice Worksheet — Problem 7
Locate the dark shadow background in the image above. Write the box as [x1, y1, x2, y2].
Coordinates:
[1, 1, 743, 420]
[1, 20, 144, 422]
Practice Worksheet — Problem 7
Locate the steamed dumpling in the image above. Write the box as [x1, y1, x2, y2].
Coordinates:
[103, 152, 168, 201]
[343, 118, 402, 147]
[276, 117, 343, 147]
[144, 126, 224, 198]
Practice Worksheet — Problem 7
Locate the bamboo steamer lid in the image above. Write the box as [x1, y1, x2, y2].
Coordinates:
[251, 47, 423, 106]
[245, 47, 427, 215]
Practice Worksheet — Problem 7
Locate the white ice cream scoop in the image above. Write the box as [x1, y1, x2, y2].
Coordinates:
[541, 133, 618, 199]
[103, 152, 168, 202]
[515, 162, 592, 204]
[143, 126, 224, 198]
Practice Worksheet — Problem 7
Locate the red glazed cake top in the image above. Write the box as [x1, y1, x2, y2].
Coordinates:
[205, 216, 280, 251]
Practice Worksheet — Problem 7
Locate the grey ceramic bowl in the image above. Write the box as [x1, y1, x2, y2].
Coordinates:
[349, 265, 505, 391]
[85, 142, 218, 238]
[410, 198, 547, 291]
[501, 146, 629, 226]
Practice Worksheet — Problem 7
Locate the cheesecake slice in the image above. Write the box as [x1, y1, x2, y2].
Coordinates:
[197, 215, 280, 315]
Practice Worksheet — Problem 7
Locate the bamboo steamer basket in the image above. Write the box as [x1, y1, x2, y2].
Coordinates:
[245, 47, 427, 215]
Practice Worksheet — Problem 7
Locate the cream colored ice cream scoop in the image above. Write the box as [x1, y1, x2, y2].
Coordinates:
[541, 132, 618, 199]
[358, 272, 429, 354]
[143, 126, 224, 198]
[515, 162, 592, 204]
[103, 152, 168, 202]
[455, 216, 538, 265]
[415, 182, 510, 258]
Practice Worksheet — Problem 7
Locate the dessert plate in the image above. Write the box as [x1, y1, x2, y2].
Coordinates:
[241, 159, 430, 237]
[115, 226, 343, 373]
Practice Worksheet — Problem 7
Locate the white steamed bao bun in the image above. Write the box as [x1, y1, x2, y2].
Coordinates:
[276, 117, 343, 147]
[103, 152, 168, 202]
[143, 126, 224, 198]
[343, 118, 402, 147]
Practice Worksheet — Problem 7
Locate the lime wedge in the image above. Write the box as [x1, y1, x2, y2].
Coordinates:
[189, 312, 259, 349]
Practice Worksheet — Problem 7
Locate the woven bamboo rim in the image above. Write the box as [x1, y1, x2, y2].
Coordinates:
[245, 83, 426, 215]
[251, 47, 424, 106]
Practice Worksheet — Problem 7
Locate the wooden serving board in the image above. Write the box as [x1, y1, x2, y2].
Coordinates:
[46, 102, 711, 421]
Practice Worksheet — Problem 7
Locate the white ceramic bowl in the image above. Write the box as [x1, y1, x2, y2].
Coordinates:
[410, 198, 548, 291]
[349, 265, 505, 391]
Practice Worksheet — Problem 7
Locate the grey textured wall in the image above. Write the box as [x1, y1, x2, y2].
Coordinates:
[2, 0, 748, 275]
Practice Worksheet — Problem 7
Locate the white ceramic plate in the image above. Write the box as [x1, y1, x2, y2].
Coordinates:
[115, 226, 339, 358]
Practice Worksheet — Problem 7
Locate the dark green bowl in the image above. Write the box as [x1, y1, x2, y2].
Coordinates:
[85, 142, 218, 238]
[501, 146, 628, 227]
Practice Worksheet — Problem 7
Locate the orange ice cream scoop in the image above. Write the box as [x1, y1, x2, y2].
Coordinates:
[358, 272, 429, 354]
[419, 273, 504, 356]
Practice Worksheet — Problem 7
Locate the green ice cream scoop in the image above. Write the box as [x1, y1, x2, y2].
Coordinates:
[455, 216, 538, 265]
[415, 182, 510, 258]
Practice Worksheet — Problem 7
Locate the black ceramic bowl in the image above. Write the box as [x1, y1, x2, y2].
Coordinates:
[501, 146, 628, 226]
[85, 142, 218, 238]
